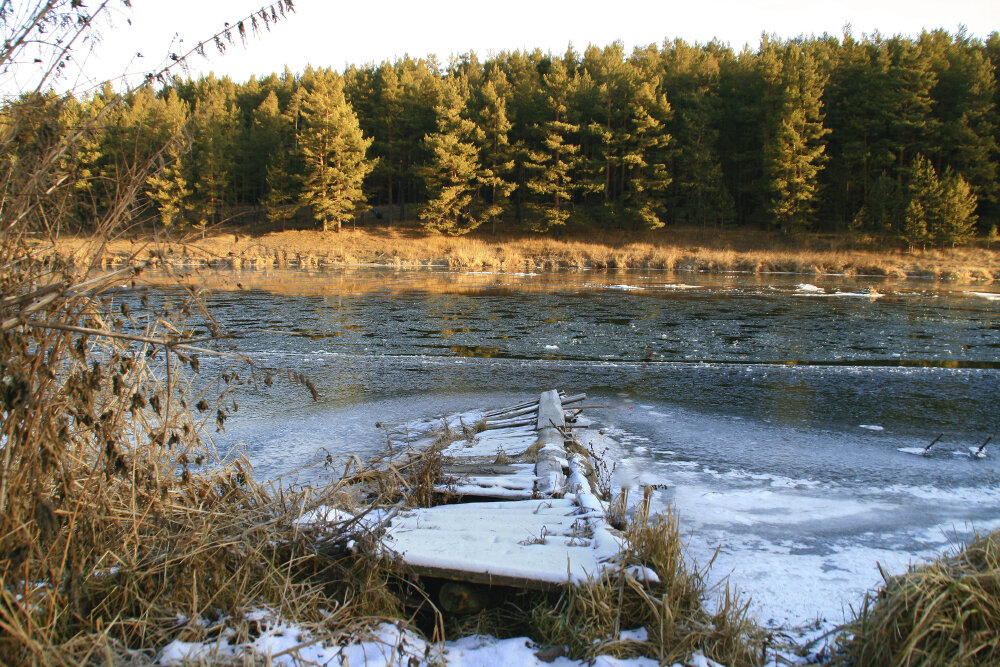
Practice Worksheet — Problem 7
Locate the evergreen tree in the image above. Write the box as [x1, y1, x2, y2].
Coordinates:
[760, 41, 830, 233]
[905, 154, 977, 247]
[297, 71, 374, 232]
[189, 80, 237, 231]
[575, 43, 672, 230]
[253, 91, 299, 229]
[522, 57, 581, 232]
[146, 138, 192, 227]
[716, 46, 767, 227]
[419, 76, 484, 235]
[471, 68, 516, 233]
[936, 169, 979, 246]
[901, 198, 929, 251]
[921, 30, 998, 209]
[658, 40, 734, 228]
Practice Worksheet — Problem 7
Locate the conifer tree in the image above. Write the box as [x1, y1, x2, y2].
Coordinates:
[134, 88, 191, 227]
[760, 41, 830, 233]
[522, 58, 580, 232]
[147, 138, 192, 227]
[936, 169, 979, 246]
[901, 198, 929, 251]
[658, 40, 734, 228]
[921, 30, 998, 212]
[297, 71, 374, 232]
[419, 76, 484, 234]
[472, 69, 516, 233]
[905, 154, 977, 247]
[189, 81, 237, 232]
[253, 91, 299, 229]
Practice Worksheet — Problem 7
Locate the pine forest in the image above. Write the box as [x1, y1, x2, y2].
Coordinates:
[9, 29, 1000, 248]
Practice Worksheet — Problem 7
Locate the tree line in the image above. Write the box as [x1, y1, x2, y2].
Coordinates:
[4, 29, 998, 246]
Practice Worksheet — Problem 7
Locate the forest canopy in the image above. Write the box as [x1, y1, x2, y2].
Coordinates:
[5, 29, 999, 246]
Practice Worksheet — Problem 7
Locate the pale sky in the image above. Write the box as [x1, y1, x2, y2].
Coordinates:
[38, 0, 1000, 94]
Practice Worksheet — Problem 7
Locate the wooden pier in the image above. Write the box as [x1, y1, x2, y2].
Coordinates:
[379, 390, 657, 592]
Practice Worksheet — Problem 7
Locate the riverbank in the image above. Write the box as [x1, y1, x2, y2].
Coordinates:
[43, 224, 1000, 283]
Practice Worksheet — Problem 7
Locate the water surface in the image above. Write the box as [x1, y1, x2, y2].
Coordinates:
[139, 268, 1000, 628]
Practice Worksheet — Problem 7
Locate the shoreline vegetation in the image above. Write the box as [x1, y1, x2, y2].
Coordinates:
[43, 223, 1000, 283]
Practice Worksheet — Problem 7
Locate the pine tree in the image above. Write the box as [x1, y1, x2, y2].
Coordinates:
[147, 138, 192, 228]
[253, 90, 299, 229]
[760, 41, 830, 233]
[419, 76, 484, 235]
[522, 58, 580, 232]
[658, 40, 734, 229]
[472, 68, 516, 233]
[189, 80, 237, 232]
[936, 169, 978, 246]
[297, 71, 374, 232]
[921, 30, 997, 208]
[901, 198, 929, 251]
[905, 154, 977, 247]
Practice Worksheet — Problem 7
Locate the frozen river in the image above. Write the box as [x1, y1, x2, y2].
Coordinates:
[141, 267, 1000, 630]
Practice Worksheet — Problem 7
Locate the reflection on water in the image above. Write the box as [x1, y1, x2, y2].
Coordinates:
[130, 267, 1000, 627]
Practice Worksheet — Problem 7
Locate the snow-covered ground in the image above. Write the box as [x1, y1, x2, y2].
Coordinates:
[158, 610, 722, 667]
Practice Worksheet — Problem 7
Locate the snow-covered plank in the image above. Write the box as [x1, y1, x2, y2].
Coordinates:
[382, 498, 621, 589]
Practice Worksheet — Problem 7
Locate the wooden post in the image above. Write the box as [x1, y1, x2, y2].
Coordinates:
[535, 390, 566, 495]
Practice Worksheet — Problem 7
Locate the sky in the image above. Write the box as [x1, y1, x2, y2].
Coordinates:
[42, 0, 1000, 94]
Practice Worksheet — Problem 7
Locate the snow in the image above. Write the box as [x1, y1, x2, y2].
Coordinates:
[792, 285, 882, 298]
[157, 614, 673, 667]
[382, 497, 626, 585]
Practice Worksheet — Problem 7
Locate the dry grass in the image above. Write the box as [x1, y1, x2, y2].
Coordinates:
[838, 529, 1000, 667]
[526, 489, 768, 666]
[42, 223, 1000, 284]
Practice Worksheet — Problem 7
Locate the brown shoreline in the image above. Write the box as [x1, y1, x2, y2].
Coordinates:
[40, 225, 1000, 284]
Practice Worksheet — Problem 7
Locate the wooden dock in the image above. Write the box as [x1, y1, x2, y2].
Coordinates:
[378, 390, 657, 592]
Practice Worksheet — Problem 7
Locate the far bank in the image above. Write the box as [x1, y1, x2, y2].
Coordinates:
[44, 224, 1000, 283]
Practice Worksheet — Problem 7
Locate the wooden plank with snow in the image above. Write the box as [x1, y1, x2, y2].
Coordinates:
[380, 391, 657, 590]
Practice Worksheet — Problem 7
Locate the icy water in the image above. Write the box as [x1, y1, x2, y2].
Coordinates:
[143, 267, 1000, 629]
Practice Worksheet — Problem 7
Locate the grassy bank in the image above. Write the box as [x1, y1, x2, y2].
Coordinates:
[43, 223, 1000, 283]
[838, 529, 1000, 666]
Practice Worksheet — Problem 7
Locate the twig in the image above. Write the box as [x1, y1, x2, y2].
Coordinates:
[923, 433, 944, 453]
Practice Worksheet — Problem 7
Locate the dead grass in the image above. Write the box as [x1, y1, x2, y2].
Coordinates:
[526, 489, 768, 666]
[41, 223, 1000, 284]
[838, 529, 1000, 667]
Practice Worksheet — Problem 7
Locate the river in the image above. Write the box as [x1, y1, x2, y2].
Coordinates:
[137, 267, 1000, 630]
